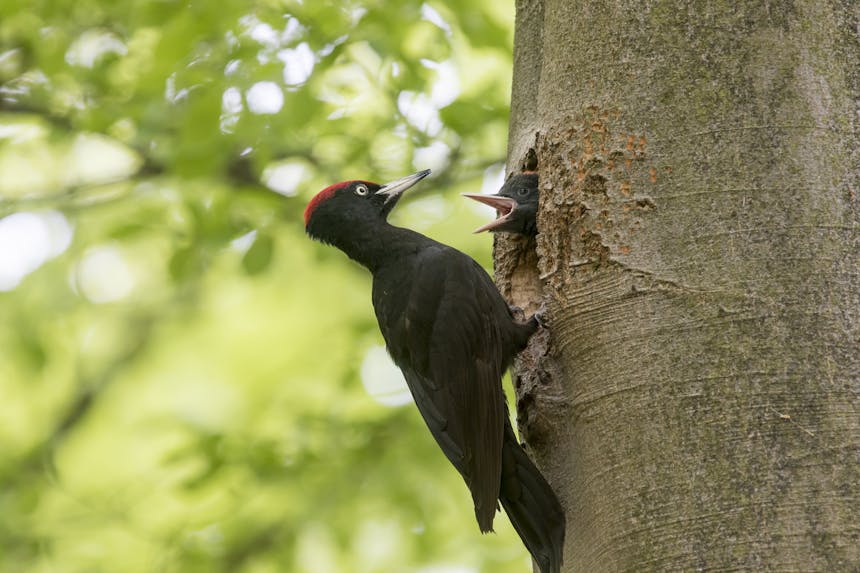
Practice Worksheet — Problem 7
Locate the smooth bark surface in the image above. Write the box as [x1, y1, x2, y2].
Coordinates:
[499, 2, 859, 571]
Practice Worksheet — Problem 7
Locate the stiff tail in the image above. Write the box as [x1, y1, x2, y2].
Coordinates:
[499, 423, 565, 573]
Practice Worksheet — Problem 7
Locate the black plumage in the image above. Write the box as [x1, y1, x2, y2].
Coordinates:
[304, 169, 564, 573]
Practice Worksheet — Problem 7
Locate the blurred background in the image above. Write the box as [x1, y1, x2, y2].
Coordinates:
[0, 1, 525, 572]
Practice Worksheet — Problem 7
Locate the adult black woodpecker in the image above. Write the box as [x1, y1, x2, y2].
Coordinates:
[304, 169, 564, 573]
[462, 172, 539, 235]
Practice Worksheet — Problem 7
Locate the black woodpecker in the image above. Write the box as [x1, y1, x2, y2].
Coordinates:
[304, 169, 564, 573]
[463, 172, 539, 235]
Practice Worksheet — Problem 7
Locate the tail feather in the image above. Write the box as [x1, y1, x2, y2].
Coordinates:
[499, 423, 565, 573]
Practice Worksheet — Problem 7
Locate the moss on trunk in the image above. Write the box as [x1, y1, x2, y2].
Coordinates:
[500, 1, 860, 571]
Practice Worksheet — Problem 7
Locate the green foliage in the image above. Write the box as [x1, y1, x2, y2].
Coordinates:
[0, 0, 525, 571]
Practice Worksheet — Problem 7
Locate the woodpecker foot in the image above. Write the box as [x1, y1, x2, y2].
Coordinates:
[509, 305, 526, 321]
[533, 303, 548, 328]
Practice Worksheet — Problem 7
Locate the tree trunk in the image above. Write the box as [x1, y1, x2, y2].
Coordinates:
[499, 2, 860, 571]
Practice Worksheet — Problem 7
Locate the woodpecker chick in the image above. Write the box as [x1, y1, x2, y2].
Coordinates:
[305, 169, 564, 573]
[463, 172, 539, 235]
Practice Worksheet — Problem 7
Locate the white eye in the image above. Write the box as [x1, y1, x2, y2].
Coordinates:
[354, 184, 369, 196]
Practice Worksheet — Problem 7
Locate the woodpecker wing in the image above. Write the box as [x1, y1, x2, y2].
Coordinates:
[372, 245, 507, 531]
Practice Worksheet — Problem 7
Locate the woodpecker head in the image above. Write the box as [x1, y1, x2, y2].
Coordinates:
[462, 172, 539, 235]
[305, 169, 431, 243]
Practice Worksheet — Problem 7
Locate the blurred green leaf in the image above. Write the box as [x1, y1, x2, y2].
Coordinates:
[0, 0, 523, 571]
[169, 245, 201, 281]
[241, 232, 274, 275]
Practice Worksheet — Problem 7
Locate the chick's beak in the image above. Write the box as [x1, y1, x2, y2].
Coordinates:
[462, 193, 518, 233]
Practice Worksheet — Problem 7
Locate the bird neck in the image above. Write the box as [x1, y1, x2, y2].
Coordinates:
[331, 220, 429, 272]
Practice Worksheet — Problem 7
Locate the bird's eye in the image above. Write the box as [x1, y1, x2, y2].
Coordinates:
[354, 184, 369, 196]
[517, 188, 529, 196]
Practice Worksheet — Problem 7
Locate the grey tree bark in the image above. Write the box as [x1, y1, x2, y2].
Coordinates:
[497, 2, 860, 571]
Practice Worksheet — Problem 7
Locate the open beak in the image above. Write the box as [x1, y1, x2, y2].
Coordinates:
[376, 169, 431, 206]
[462, 193, 518, 233]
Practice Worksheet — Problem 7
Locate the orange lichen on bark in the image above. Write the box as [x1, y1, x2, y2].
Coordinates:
[535, 106, 659, 290]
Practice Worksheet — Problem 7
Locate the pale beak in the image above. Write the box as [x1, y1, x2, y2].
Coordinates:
[376, 169, 432, 203]
[462, 193, 518, 233]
